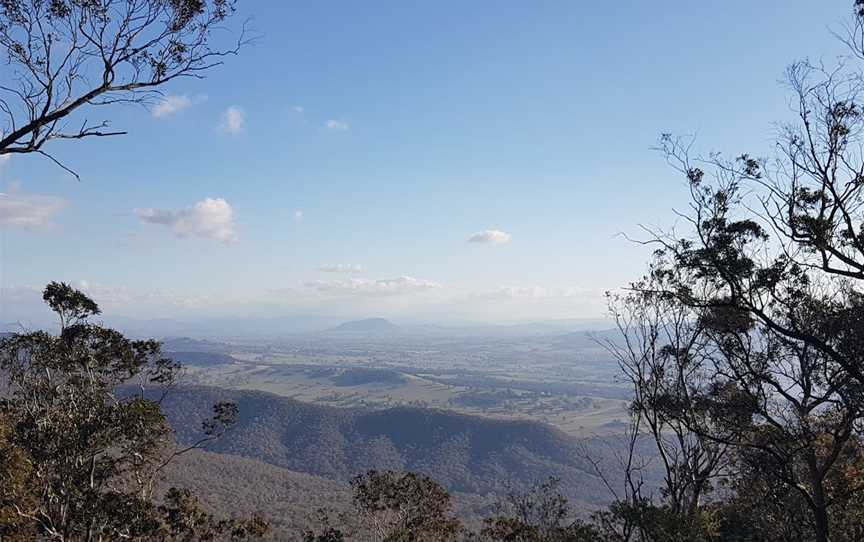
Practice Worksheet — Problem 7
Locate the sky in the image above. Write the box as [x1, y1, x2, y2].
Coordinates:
[0, 0, 856, 328]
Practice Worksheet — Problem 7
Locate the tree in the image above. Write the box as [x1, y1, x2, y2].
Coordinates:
[0, 281, 267, 541]
[627, 3, 864, 540]
[350, 470, 463, 542]
[712, 436, 864, 542]
[0, 0, 246, 176]
[479, 478, 600, 542]
[603, 285, 728, 521]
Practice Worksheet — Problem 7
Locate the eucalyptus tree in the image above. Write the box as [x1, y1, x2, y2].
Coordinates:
[622, 3, 864, 540]
[0, 282, 267, 541]
[0, 0, 246, 176]
[350, 470, 463, 542]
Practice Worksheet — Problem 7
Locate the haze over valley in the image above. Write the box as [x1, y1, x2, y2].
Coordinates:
[164, 319, 629, 437]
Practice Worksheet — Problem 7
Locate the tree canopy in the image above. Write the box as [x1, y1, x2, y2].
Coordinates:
[0, 282, 267, 541]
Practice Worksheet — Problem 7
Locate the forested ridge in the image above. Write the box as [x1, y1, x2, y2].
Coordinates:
[148, 384, 612, 500]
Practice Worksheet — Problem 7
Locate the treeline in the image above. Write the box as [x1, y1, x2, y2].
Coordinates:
[298, 465, 864, 542]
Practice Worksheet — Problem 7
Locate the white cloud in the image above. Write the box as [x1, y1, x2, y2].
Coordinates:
[306, 276, 441, 297]
[468, 229, 511, 245]
[152, 94, 193, 118]
[318, 263, 364, 273]
[219, 106, 245, 134]
[292, 105, 304, 113]
[325, 119, 349, 131]
[134, 197, 237, 243]
[294, 209, 304, 222]
[0, 154, 10, 165]
[0, 189, 66, 229]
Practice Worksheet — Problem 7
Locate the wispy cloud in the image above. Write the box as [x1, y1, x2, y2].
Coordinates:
[317, 263, 364, 273]
[219, 106, 245, 134]
[0, 188, 66, 229]
[73, 280, 216, 309]
[73, 280, 132, 304]
[468, 229, 511, 245]
[134, 197, 237, 243]
[293, 209, 304, 222]
[306, 276, 441, 297]
[324, 119, 349, 131]
[478, 285, 600, 300]
[152, 94, 194, 118]
[291, 105, 304, 113]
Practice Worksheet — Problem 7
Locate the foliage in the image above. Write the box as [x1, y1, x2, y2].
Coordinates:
[0, 282, 267, 541]
[595, 3, 864, 541]
[479, 478, 601, 542]
[350, 470, 463, 542]
[0, 413, 37, 540]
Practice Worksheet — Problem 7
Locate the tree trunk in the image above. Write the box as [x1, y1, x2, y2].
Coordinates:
[813, 504, 829, 542]
[807, 452, 830, 542]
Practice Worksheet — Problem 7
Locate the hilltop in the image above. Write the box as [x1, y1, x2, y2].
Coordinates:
[324, 318, 402, 334]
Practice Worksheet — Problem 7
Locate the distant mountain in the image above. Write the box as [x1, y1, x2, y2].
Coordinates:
[152, 385, 614, 505]
[325, 318, 402, 334]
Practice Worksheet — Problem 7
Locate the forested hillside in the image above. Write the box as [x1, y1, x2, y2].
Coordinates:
[153, 386, 616, 503]
[162, 449, 499, 541]
[162, 450, 353, 539]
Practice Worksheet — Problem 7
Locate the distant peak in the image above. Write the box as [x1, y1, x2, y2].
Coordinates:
[327, 318, 401, 333]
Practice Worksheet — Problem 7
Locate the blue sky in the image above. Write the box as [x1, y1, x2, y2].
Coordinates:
[0, 0, 855, 326]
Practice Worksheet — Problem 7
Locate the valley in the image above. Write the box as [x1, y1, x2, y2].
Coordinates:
[168, 322, 631, 437]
